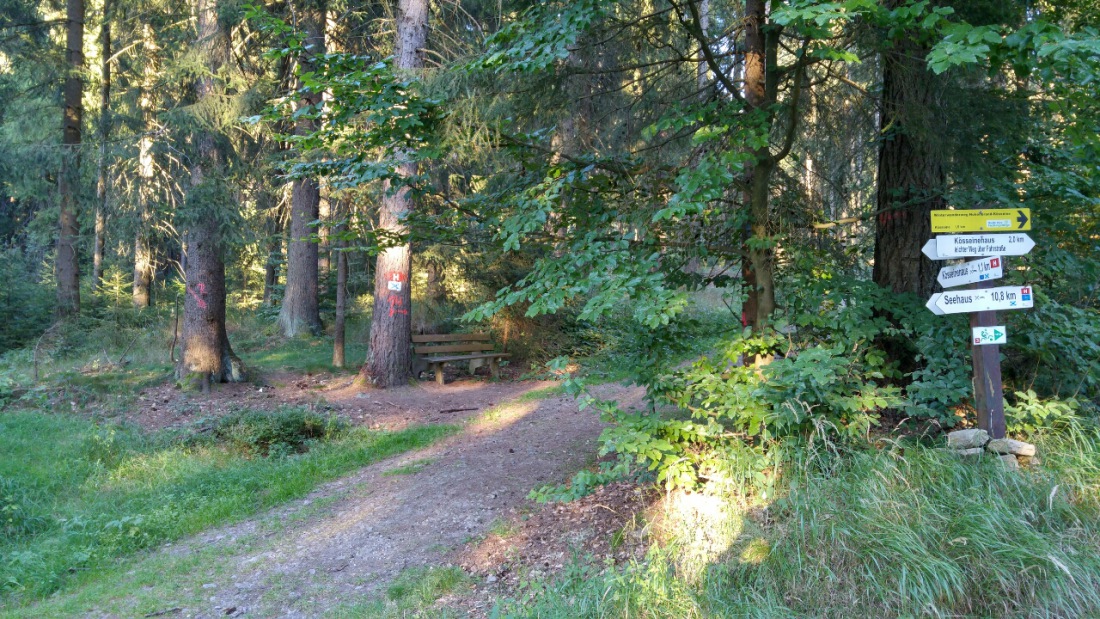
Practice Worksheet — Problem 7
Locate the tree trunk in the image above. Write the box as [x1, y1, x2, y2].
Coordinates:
[177, 0, 242, 387]
[133, 24, 158, 308]
[278, 0, 326, 337]
[179, 215, 242, 386]
[92, 1, 110, 293]
[56, 0, 85, 317]
[425, 258, 445, 305]
[333, 235, 348, 368]
[263, 236, 282, 306]
[358, 0, 427, 388]
[741, 0, 776, 333]
[872, 16, 943, 299]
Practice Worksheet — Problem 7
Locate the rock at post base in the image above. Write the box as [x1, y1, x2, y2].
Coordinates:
[998, 454, 1020, 470]
[947, 429, 989, 450]
[986, 438, 1037, 457]
[956, 447, 984, 457]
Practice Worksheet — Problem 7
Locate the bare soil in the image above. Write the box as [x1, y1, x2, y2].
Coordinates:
[102, 375, 653, 618]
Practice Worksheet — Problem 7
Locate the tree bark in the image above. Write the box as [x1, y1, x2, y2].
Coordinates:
[742, 0, 777, 333]
[92, 1, 110, 293]
[278, 0, 326, 337]
[332, 233, 348, 368]
[261, 190, 283, 307]
[358, 0, 427, 388]
[133, 24, 158, 308]
[872, 14, 943, 299]
[177, 0, 242, 387]
[425, 258, 445, 305]
[56, 0, 85, 317]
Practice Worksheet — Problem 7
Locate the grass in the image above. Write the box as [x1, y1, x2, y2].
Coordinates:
[328, 566, 471, 618]
[0, 409, 458, 607]
[491, 428, 1100, 618]
[383, 458, 436, 476]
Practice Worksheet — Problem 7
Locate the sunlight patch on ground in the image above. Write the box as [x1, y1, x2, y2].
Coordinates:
[653, 491, 744, 582]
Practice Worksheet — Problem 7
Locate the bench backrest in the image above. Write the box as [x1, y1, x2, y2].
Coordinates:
[412, 332, 495, 355]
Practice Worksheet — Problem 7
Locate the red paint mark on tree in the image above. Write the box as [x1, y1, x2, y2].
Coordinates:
[388, 296, 408, 317]
[188, 282, 208, 310]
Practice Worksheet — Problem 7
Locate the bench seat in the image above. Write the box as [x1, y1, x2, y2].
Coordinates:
[412, 333, 509, 385]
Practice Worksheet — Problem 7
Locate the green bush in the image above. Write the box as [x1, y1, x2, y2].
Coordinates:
[204, 407, 350, 457]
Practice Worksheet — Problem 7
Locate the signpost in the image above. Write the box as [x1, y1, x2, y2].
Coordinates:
[937, 256, 1003, 288]
[925, 209, 1036, 439]
[935, 233, 1035, 258]
[934, 286, 1033, 314]
[931, 208, 1030, 233]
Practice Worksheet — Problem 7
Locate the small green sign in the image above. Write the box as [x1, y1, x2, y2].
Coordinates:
[972, 326, 1007, 346]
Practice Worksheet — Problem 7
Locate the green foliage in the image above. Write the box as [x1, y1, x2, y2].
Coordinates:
[1011, 296, 1100, 400]
[0, 409, 457, 603]
[1006, 390, 1087, 435]
[529, 460, 632, 504]
[474, 0, 607, 74]
[201, 407, 349, 457]
[0, 247, 54, 354]
[495, 431, 1100, 618]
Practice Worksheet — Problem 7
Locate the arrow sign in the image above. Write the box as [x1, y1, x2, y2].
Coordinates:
[972, 326, 1007, 346]
[936, 233, 1035, 258]
[922, 239, 946, 260]
[926, 294, 946, 315]
[935, 286, 1035, 314]
[937, 256, 1004, 288]
[931, 209, 1032, 233]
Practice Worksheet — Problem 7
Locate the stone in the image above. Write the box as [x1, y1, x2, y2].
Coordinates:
[956, 447, 985, 457]
[998, 454, 1020, 470]
[947, 429, 989, 450]
[986, 438, 1037, 457]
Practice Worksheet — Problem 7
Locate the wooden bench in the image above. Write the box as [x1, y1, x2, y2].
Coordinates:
[411, 333, 510, 385]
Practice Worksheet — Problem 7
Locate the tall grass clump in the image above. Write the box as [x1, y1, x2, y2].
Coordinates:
[497, 427, 1100, 618]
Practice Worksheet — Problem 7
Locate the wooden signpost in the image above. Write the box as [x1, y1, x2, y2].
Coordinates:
[925, 210, 1036, 439]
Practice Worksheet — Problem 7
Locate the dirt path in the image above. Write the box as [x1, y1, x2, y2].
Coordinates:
[118, 379, 646, 618]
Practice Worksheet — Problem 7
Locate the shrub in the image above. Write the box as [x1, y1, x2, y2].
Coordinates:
[204, 407, 349, 457]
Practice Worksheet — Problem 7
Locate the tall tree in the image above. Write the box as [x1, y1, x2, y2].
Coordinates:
[56, 0, 85, 316]
[133, 24, 158, 308]
[177, 0, 243, 388]
[92, 0, 111, 292]
[357, 0, 427, 388]
[278, 0, 325, 337]
[871, 0, 944, 298]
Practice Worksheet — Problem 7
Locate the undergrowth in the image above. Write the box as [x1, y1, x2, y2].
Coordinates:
[497, 427, 1100, 618]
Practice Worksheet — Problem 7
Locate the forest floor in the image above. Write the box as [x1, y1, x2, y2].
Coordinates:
[59, 368, 656, 618]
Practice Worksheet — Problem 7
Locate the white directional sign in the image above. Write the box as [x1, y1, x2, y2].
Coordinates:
[935, 234, 1035, 258]
[922, 239, 946, 260]
[933, 286, 1035, 315]
[972, 326, 1007, 346]
[937, 256, 1004, 288]
[926, 294, 946, 316]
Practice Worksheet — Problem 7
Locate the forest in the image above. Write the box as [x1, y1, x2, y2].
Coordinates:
[1, 0, 1099, 616]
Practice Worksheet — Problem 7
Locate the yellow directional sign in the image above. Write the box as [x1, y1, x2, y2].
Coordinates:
[931, 209, 1031, 233]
